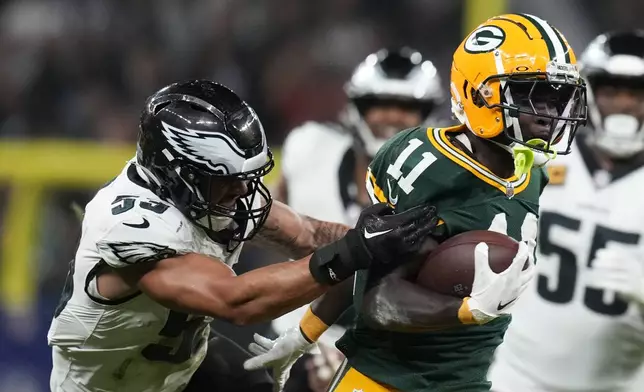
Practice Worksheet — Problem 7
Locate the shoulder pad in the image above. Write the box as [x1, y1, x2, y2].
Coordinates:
[89, 194, 192, 268]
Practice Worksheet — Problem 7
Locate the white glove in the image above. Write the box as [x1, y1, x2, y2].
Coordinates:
[467, 240, 535, 323]
[587, 245, 644, 304]
[243, 327, 314, 392]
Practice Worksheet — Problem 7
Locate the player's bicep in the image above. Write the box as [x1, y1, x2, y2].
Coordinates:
[136, 253, 236, 314]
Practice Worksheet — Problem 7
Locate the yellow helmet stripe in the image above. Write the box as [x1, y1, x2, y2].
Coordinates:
[516, 13, 568, 63]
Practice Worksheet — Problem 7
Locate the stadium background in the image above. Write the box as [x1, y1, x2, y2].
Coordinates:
[0, 0, 643, 390]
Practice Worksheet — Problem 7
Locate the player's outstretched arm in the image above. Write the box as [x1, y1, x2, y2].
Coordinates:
[136, 253, 326, 325]
[251, 200, 351, 259]
[126, 202, 437, 326]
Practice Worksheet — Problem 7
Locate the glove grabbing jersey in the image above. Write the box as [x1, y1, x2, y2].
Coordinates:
[309, 201, 438, 285]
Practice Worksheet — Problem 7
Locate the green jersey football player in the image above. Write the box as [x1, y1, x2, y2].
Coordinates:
[244, 13, 587, 392]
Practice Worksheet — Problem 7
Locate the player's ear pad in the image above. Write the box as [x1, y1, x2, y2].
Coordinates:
[183, 329, 274, 392]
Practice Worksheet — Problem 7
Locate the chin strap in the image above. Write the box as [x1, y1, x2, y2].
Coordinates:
[512, 139, 557, 177]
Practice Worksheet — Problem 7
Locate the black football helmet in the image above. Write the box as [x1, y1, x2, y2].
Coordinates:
[137, 80, 274, 244]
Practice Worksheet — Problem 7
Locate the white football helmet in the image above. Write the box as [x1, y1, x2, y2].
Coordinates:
[580, 30, 644, 158]
[342, 47, 444, 157]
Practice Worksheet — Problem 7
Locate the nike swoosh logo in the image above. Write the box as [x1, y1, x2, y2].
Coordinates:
[123, 218, 150, 229]
[363, 228, 393, 239]
[387, 179, 399, 206]
[497, 297, 518, 311]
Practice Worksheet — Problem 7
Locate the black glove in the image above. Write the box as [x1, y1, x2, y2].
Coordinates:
[309, 202, 438, 285]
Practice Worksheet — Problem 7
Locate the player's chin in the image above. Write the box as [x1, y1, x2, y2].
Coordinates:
[522, 122, 552, 142]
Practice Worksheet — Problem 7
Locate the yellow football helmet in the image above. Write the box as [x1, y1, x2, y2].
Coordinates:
[451, 13, 587, 154]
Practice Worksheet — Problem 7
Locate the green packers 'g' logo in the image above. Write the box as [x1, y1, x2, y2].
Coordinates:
[464, 26, 505, 53]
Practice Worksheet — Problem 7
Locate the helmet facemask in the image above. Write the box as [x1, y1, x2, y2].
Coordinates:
[160, 154, 274, 248]
[478, 68, 587, 156]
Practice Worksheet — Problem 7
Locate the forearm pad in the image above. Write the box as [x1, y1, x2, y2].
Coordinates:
[309, 229, 371, 285]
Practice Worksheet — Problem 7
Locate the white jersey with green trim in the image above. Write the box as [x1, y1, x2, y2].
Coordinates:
[47, 159, 243, 392]
[489, 139, 644, 392]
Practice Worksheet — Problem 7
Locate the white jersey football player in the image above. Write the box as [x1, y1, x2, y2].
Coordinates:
[489, 30, 644, 392]
[269, 48, 444, 389]
[46, 80, 439, 392]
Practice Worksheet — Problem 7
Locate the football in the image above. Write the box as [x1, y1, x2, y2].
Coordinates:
[415, 230, 520, 298]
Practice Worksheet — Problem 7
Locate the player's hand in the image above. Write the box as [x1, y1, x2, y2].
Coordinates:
[356, 202, 439, 264]
[587, 245, 644, 304]
[309, 202, 439, 285]
[466, 241, 535, 324]
[243, 328, 314, 392]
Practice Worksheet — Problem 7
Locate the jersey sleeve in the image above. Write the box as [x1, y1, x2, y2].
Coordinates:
[94, 200, 193, 268]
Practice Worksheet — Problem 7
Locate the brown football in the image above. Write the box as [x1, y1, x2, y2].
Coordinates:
[415, 230, 520, 298]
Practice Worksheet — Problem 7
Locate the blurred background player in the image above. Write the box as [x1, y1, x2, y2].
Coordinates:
[269, 47, 445, 390]
[489, 30, 644, 392]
